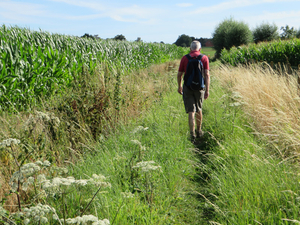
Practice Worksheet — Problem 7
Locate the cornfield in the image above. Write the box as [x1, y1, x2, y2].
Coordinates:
[0, 25, 186, 110]
[220, 38, 300, 68]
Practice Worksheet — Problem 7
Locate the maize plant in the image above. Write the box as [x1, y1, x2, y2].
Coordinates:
[0, 25, 186, 110]
[220, 38, 300, 67]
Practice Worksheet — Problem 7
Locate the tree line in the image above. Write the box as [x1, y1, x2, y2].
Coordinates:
[174, 18, 300, 58]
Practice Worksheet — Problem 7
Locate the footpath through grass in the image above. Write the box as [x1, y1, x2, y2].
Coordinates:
[63, 85, 202, 224]
[68, 65, 300, 224]
[196, 73, 300, 224]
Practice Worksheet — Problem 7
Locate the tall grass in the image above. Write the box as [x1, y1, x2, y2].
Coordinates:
[0, 58, 205, 224]
[215, 64, 300, 156]
[195, 64, 300, 224]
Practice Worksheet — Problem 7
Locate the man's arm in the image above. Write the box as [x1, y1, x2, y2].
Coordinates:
[177, 71, 184, 95]
[204, 69, 210, 99]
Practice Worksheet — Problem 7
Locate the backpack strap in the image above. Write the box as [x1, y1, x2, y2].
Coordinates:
[185, 54, 192, 60]
[197, 54, 204, 60]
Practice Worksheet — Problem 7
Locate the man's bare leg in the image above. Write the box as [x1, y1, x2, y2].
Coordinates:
[196, 110, 202, 132]
[196, 110, 203, 137]
[188, 112, 195, 137]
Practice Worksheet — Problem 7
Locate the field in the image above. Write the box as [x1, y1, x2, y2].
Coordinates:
[1, 26, 300, 224]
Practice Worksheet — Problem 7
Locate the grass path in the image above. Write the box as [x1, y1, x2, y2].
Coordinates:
[65, 81, 203, 224]
[60, 64, 300, 224]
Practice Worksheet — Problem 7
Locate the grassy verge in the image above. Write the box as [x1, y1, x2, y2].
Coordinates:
[196, 65, 300, 224]
[61, 90, 202, 224]
[0, 60, 203, 224]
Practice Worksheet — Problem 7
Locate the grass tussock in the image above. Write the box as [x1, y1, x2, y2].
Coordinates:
[215, 64, 300, 157]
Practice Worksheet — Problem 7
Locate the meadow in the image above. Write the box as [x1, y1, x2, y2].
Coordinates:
[2, 25, 300, 224]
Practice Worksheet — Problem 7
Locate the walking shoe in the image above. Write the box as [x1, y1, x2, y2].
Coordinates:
[190, 132, 196, 144]
[196, 130, 204, 139]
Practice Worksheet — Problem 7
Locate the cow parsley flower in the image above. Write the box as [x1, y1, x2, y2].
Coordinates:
[10, 162, 42, 192]
[121, 190, 135, 198]
[0, 138, 20, 147]
[132, 161, 162, 172]
[14, 204, 54, 225]
[131, 126, 149, 134]
[131, 140, 146, 151]
[61, 215, 110, 225]
[89, 174, 111, 188]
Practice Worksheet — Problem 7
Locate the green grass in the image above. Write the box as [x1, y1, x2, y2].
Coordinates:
[202, 47, 216, 58]
[195, 76, 300, 224]
[2, 55, 300, 224]
[59, 86, 202, 224]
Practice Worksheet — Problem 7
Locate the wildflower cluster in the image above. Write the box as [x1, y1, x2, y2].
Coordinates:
[131, 140, 146, 151]
[9, 161, 51, 192]
[131, 126, 149, 134]
[24, 110, 60, 131]
[42, 174, 111, 193]
[229, 91, 244, 107]
[11, 204, 55, 225]
[60, 215, 110, 225]
[0, 138, 20, 147]
[121, 190, 135, 199]
[132, 161, 162, 172]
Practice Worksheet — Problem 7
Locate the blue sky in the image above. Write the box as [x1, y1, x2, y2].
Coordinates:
[0, 0, 300, 44]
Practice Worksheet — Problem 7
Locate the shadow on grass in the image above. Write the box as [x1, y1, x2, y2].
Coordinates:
[191, 130, 220, 222]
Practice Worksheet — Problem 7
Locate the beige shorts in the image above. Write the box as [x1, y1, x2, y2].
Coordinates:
[183, 85, 205, 113]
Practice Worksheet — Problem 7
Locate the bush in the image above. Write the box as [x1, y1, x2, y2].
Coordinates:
[296, 28, 300, 38]
[252, 22, 279, 43]
[212, 18, 253, 57]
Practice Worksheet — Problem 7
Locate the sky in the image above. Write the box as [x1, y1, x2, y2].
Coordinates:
[0, 0, 300, 44]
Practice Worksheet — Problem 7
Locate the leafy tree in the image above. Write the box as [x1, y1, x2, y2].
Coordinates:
[174, 34, 192, 47]
[296, 28, 300, 38]
[212, 18, 253, 57]
[280, 25, 297, 39]
[81, 33, 95, 39]
[114, 34, 126, 41]
[253, 22, 279, 43]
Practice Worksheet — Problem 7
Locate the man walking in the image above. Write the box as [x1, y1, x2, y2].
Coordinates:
[177, 40, 210, 143]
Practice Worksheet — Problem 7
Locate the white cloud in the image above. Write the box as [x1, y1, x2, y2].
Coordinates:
[191, 0, 300, 15]
[246, 10, 300, 28]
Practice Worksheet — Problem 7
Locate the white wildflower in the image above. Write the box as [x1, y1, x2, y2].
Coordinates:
[74, 179, 89, 186]
[121, 190, 134, 199]
[131, 140, 142, 145]
[24, 218, 30, 225]
[131, 140, 146, 151]
[231, 91, 243, 99]
[62, 215, 110, 225]
[90, 174, 111, 188]
[37, 174, 47, 183]
[22, 204, 55, 224]
[133, 161, 162, 172]
[35, 160, 43, 166]
[42, 160, 51, 167]
[40, 217, 48, 224]
[131, 126, 149, 134]
[36, 111, 51, 122]
[229, 102, 243, 107]
[0, 138, 20, 147]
